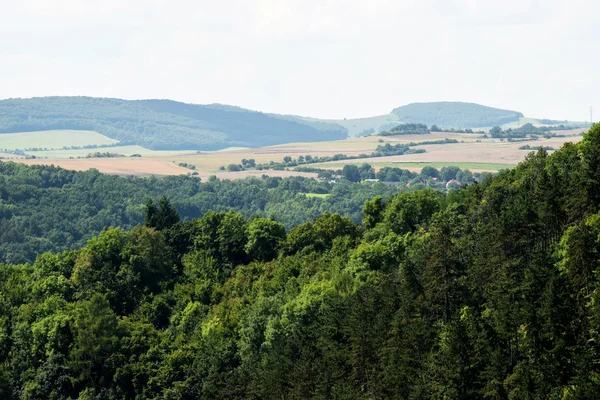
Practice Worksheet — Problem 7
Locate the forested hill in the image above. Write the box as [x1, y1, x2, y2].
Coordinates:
[0, 160, 479, 264]
[0, 97, 348, 150]
[392, 101, 524, 128]
[0, 126, 598, 398]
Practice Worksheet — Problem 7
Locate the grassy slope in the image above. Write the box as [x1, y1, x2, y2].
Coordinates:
[0, 130, 118, 150]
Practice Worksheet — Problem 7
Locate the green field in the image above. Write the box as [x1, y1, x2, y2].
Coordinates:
[0, 130, 118, 150]
[303, 193, 331, 199]
[28, 145, 196, 159]
[308, 161, 515, 171]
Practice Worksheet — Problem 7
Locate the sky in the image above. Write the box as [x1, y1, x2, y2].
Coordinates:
[0, 0, 598, 121]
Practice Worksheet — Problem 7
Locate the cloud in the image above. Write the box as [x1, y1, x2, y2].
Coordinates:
[21, 0, 132, 17]
[0, 0, 598, 120]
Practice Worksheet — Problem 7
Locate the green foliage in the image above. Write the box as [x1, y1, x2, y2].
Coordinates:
[379, 123, 430, 135]
[3, 124, 600, 397]
[440, 165, 460, 181]
[421, 165, 440, 179]
[145, 196, 180, 231]
[245, 218, 286, 262]
[0, 163, 420, 263]
[491, 123, 571, 139]
[341, 164, 361, 182]
[383, 189, 441, 234]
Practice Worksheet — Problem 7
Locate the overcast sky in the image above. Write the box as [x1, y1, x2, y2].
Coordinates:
[0, 0, 598, 121]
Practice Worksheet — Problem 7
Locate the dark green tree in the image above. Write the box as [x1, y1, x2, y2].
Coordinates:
[245, 218, 286, 262]
[342, 164, 361, 182]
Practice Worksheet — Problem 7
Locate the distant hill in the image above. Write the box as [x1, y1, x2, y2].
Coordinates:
[391, 102, 524, 128]
[0, 97, 578, 150]
[0, 97, 348, 150]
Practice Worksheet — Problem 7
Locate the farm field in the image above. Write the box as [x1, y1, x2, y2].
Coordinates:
[310, 161, 515, 172]
[18, 158, 319, 180]
[304, 193, 331, 199]
[20, 158, 192, 177]
[28, 145, 196, 159]
[307, 134, 583, 172]
[164, 131, 480, 172]
[0, 130, 118, 150]
[10, 129, 584, 178]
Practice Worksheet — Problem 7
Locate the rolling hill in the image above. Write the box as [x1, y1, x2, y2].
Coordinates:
[0, 97, 581, 151]
[391, 101, 524, 128]
[0, 97, 348, 150]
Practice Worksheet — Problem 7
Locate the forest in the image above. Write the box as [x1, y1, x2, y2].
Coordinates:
[0, 124, 598, 398]
[0, 162, 480, 264]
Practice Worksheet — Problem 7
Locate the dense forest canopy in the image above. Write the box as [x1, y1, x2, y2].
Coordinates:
[0, 162, 478, 264]
[0, 125, 598, 398]
[392, 101, 524, 128]
[0, 97, 348, 150]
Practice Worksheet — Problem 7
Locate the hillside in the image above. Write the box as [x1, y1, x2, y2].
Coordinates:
[391, 101, 524, 128]
[1, 125, 600, 398]
[0, 97, 348, 150]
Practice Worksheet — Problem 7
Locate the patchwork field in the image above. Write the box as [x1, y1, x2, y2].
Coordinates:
[8, 128, 585, 179]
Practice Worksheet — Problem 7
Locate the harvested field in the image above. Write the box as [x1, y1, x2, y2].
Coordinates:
[310, 162, 513, 173]
[309, 134, 583, 171]
[15, 158, 318, 180]
[19, 158, 191, 177]
[162, 132, 478, 172]
[11, 131, 583, 179]
[198, 170, 319, 181]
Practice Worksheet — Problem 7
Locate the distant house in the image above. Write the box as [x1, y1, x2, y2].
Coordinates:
[363, 178, 380, 183]
[446, 179, 461, 189]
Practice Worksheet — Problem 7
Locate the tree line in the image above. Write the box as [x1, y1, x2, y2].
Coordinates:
[0, 163, 426, 264]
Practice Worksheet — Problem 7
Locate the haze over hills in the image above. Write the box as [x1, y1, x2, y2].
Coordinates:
[0, 96, 580, 150]
[0, 97, 348, 151]
[391, 101, 524, 128]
